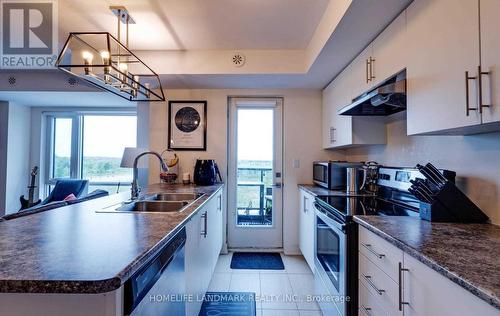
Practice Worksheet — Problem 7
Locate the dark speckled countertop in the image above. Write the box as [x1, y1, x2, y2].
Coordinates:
[0, 183, 223, 294]
[354, 216, 500, 309]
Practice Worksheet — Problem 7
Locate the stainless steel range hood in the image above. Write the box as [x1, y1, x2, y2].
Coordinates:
[338, 69, 406, 116]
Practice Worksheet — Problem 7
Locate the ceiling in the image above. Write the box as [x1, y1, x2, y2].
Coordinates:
[0, 0, 414, 106]
[59, 0, 329, 50]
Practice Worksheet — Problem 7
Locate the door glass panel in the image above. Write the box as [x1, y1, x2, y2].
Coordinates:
[82, 115, 136, 189]
[52, 118, 72, 178]
[236, 108, 274, 226]
[316, 217, 340, 291]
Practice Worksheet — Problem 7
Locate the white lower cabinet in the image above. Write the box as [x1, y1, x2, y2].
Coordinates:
[403, 253, 498, 316]
[299, 189, 315, 272]
[185, 189, 224, 316]
[358, 226, 498, 316]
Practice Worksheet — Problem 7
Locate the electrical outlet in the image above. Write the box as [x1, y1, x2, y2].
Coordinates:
[293, 159, 300, 168]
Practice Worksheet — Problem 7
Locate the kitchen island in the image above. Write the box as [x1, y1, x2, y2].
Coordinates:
[0, 183, 224, 316]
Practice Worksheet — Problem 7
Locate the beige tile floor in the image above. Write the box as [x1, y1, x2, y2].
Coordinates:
[208, 252, 323, 316]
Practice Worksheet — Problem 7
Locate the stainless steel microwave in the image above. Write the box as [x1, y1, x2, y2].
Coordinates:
[313, 161, 363, 190]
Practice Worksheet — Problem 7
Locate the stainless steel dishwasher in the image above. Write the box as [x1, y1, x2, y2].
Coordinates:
[124, 227, 187, 316]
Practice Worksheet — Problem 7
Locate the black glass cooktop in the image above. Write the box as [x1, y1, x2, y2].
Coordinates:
[315, 195, 419, 219]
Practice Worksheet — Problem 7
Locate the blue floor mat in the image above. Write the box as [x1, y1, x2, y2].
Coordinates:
[199, 292, 256, 316]
[230, 252, 285, 270]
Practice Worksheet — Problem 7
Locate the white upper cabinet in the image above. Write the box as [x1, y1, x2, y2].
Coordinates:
[350, 44, 374, 97]
[323, 66, 354, 148]
[479, 0, 500, 124]
[406, 0, 481, 135]
[323, 49, 387, 149]
[372, 12, 407, 85]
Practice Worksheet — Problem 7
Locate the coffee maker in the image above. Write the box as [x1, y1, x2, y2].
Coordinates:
[193, 159, 222, 185]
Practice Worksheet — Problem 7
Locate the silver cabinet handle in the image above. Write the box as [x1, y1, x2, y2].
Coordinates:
[361, 305, 372, 316]
[217, 195, 222, 211]
[465, 70, 478, 116]
[398, 262, 410, 311]
[478, 65, 491, 114]
[369, 57, 375, 82]
[201, 211, 208, 238]
[330, 127, 336, 143]
[363, 275, 385, 295]
[366, 58, 370, 83]
[361, 243, 385, 259]
[303, 196, 309, 213]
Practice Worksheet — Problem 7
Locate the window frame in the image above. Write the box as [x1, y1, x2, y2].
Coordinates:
[44, 110, 137, 193]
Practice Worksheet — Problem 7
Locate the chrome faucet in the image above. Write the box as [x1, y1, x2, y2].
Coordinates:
[131, 151, 169, 200]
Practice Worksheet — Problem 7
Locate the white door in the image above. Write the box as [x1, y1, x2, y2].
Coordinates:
[227, 97, 283, 249]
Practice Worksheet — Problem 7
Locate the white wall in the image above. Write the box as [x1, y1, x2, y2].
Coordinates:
[147, 89, 343, 254]
[0, 102, 32, 214]
[0, 102, 8, 214]
[346, 113, 500, 225]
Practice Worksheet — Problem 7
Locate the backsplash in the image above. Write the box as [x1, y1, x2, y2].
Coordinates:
[346, 113, 500, 225]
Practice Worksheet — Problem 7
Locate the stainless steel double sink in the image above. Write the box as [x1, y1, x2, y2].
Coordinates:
[100, 193, 204, 213]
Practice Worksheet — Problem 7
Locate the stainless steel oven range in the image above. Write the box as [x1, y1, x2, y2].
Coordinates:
[313, 166, 456, 316]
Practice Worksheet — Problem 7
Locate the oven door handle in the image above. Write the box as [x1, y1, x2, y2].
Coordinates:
[314, 202, 346, 232]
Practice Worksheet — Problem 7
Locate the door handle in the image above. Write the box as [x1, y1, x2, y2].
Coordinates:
[465, 70, 478, 116]
[361, 305, 372, 316]
[329, 127, 336, 143]
[201, 211, 208, 238]
[398, 262, 410, 311]
[362, 275, 385, 295]
[272, 183, 282, 188]
[369, 57, 375, 82]
[366, 58, 370, 83]
[361, 243, 385, 259]
[478, 65, 491, 114]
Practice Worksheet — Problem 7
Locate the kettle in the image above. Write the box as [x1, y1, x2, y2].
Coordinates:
[346, 167, 367, 194]
[193, 159, 222, 186]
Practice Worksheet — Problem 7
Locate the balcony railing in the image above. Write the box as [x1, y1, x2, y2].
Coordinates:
[236, 167, 273, 226]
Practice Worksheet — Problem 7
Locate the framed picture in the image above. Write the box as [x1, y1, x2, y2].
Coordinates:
[168, 101, 207, 151]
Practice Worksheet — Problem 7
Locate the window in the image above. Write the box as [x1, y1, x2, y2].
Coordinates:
[52, 118, 72, 179]
[46, 112, 137, 195]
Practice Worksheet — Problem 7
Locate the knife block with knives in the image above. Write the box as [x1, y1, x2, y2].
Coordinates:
[411, 163, 489, 223]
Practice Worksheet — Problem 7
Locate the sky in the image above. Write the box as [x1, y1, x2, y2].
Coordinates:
[237, 109, 274, 161]
[55, 116, 137, 158]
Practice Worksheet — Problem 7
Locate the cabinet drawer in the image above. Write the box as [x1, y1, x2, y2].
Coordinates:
[359, 279, 392, 316]
[359, 252, 401, 315]
[359, 226, 403, 282]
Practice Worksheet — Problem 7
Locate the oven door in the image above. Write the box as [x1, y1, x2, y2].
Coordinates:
[313, 162, 329, 188]
[314, 204, 347, 315]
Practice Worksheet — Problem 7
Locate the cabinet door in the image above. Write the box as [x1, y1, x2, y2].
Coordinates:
[403, 253, 498, 316]
[406, 0, 481, 135]
[185, 211, 203, 316]
[322, 89, 334, 149]
[480, 0, 500, 124]
[328, 67, 354, 148]
[351, 44, 374, 97]
[299, 190, 315, 271]
[199, 207, 212, 293]
[372, 12, 407, 85]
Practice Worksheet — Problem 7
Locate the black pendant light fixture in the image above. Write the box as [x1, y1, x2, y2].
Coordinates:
[56, 6, 165, 102]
